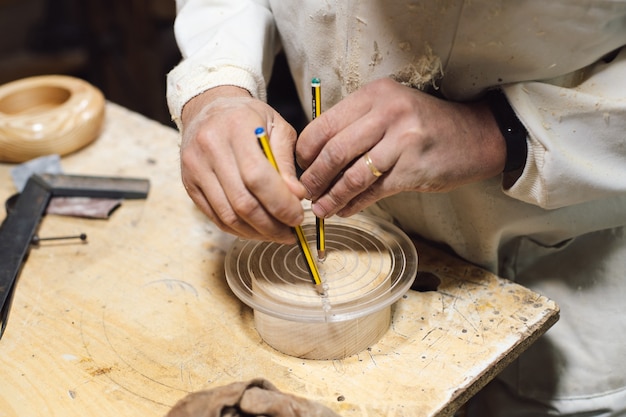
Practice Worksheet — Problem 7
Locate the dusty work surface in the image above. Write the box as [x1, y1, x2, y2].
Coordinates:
[0, 103, 559, 417]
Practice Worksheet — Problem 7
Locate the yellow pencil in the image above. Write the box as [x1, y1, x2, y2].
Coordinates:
[311, 78, 326, 261]
[255, 126, 325, 295]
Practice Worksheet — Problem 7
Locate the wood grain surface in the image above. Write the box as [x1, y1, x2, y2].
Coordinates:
[0, 103, 559, 417]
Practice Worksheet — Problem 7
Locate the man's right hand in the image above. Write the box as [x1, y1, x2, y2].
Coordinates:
[179, 86, 307, 243]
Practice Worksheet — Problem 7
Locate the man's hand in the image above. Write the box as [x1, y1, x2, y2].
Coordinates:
[296, 78, 506, 218]
[180, 86, 307, 243]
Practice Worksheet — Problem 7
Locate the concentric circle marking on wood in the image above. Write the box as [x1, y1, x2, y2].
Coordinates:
[225, 211, 418, 359]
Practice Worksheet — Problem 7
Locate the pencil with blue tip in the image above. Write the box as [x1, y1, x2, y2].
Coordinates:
[311, 78, 326, 261]
[255, 126, 326, 296]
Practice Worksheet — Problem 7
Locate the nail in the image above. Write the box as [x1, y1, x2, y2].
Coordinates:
[31, 233, 87, 245]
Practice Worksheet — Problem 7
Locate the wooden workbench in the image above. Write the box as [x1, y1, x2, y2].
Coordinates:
[0, 103, 559, 417]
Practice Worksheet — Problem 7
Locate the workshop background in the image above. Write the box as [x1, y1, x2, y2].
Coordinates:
[0, 0, 306, 129]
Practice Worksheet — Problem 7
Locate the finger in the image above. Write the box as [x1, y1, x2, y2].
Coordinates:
[335, 146, 403, 217]
[297, 89, 376, 168]
[183, 174, 256, 238]
[235, 124, 304, 223]
[299, 114, 386, 201]
[235, 158, 301, 242]
[217, 140, 299, 243]
[311, 149, 391, 218]
[181, 145, 266, 239]
[337, 179, 389, 217]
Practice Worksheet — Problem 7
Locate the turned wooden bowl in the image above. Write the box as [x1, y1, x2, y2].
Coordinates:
[0, 75, 105, 163]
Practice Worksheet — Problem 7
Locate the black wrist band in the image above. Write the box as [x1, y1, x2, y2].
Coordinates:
[486, 89, 528, 172]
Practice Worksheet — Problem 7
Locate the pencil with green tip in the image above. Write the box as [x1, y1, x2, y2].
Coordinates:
[255, 126, 326, 296]
[311, 77, 326, 261]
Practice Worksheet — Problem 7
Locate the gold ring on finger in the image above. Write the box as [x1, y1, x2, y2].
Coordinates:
[363, 152, 383, 177]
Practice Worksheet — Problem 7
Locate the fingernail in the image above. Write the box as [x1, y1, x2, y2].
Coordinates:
[312, 202, 327, 219]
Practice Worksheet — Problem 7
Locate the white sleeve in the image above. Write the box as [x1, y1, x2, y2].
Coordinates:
[166, 0, 279, 127]
[503, 47, 626, 209]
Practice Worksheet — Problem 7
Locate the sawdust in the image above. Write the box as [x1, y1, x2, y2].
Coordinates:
[391, 45, 444, 90]
[89, 366, 113, 377]
[334, 3, 365, 95]
[370, 41, 383, 67]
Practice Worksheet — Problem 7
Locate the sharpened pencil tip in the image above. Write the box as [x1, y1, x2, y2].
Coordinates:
[315, 283, 327, 296]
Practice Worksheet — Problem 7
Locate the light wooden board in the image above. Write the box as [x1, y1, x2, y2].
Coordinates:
[0, 103, 559, 417]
